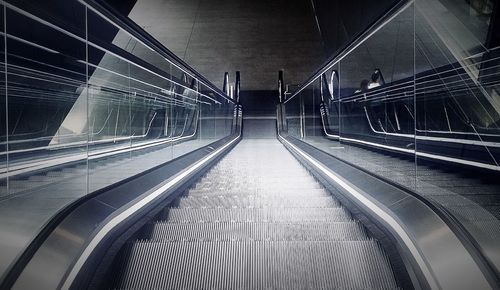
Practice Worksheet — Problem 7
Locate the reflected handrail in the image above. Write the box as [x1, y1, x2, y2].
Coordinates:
[285, 0, 413, 103]
[81, 0, 234, 104]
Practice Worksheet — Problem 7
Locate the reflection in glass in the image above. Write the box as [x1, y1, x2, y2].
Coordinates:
[0, 5, 6, 197]
[0, 0, 88, 278]
[415, 0, 500, 274]
[0, 0, 235, 278]
[283, 0, 500, 278]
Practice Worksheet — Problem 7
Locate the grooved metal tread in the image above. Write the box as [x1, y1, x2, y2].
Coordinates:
[186, 188, 330, 197]
[164, 208, 352, 223]
[110, 140, 398, 289]
[194, 183, 324, 190]
[148, 221, 369, 241]
[174, 195, 340, 208]
[113, 240, 398, 290]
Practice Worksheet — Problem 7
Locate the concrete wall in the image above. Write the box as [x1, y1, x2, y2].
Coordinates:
[124, 0, 324, 90]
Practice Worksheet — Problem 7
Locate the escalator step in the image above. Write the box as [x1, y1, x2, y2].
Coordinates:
[194, 182, 323, 190]
[174, 196, 340, 208]
[114, 240, 398, 290]
[186, 188, 330, 197]
[163, 208, 352, 223]
[148, 221, 368, 241]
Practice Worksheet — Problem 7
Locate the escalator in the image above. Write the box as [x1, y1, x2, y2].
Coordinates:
[106, 139, 400, 289]
[2, 0, 500, 289]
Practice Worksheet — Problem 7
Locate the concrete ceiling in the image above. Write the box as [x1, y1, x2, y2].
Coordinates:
[124, 0, 324, 91]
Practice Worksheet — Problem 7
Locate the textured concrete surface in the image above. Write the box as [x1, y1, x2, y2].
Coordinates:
[125, 0, 324, 90]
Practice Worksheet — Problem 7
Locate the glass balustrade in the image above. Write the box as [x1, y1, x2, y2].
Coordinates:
[282, 0, 500, 276]
[0, 0, 235, 277]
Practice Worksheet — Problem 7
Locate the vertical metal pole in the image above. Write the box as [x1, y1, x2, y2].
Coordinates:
[236, 71, 242, 134]
[277, 70, 286, 133]
[300, 94, 305, 139]
[223, 72, 229, 95]
[319, 74, 324, 102]
[278, 70, 285, 103]
[235, 71, 240, 103]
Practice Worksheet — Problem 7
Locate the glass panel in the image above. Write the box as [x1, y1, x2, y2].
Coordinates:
[86, 44, 132, 191]
[280, 0, 500, 281]
[436, 0, 494, 45]
[325, 64, 341, 138]
[327, 4, 417, 187]
[168, 55, 198, 86]
[0, 5, 6, 198]
[0, 0, 87, 276]
[128, 64, 174, 168]
[0, 0, 235, 279]
[219, 98, 235, 139]
[87, 9, 171, 74]
[6, 5, 88, 191]
[284, 89, 303, 139]
[212, 87, 228, 140]
[417, 0, 494, 56]
[173, 82, 212, 159]
[415, 0, 500, 273]
[304, 80, 321, 140]
[283, 0, 500, 276]
[87, 8, 178, 190]
[302, 64, 344, 156]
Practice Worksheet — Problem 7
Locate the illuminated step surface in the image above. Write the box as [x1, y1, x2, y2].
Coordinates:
[110, 140, 398, 289]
